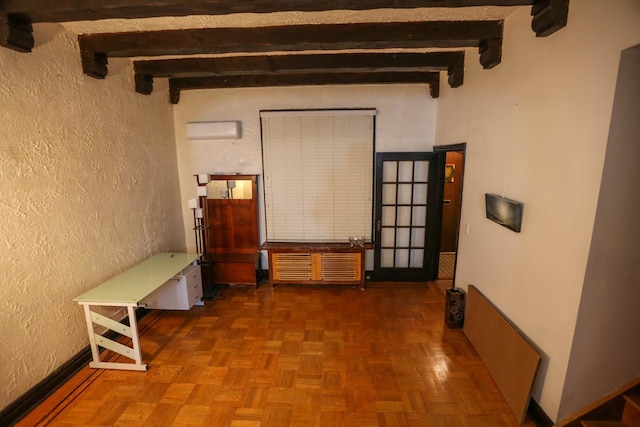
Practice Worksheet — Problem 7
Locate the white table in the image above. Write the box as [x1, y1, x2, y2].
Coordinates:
[73, 253, 201, 371]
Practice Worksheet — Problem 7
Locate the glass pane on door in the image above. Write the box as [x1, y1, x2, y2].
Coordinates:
[397, 184, 413, 205]
[383, 161, 397, 181]
[381, 249, 395, 268]
[410, 249, 424, 268]
[413, 184, 428, 205]
[397, 207, 411, 226]
[398, 161, 414, 182]
[382, 184, 396, 205]
[414, 161, 429, 182]
[411, 228, 425, 247]
[396, 228, 410, 247]
[395, 249, 409, 267]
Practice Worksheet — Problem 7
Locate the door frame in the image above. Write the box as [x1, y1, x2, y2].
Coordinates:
[433, 143, 466, 286]
[372, 151, 445, 281]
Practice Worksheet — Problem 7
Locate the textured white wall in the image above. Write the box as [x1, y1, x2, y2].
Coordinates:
[172, 85, 438, 253]
[435, 0, 640, 421]
[0, 24, 184, 409]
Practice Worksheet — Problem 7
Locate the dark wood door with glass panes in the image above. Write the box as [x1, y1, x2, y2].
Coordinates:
[373, 152, 444, 281]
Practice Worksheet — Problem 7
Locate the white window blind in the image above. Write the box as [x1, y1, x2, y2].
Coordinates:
[261, 109, 375, 242]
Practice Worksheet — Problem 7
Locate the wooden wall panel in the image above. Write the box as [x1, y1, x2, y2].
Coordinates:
[463, 285, 541, 423]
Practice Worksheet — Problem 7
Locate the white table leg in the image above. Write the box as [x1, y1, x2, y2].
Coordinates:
[82, 304, 102, 366]
[80, 303, 148, 371]
[127, 305, 144, 368]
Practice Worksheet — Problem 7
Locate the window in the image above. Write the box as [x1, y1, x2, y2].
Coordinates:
[261, 109, 375, 242]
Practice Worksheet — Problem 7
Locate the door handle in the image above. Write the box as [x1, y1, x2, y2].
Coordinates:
[376, 219, 382, 232]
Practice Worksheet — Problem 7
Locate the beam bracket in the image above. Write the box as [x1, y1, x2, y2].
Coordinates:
[0, 11, 34, 52]
[447, 57, 465, 88]
[429, 77, 440, 99]
[81, 50, 108, 79]
[479, 38, 502, 69]
[135, 72, 154, 95]
[531, 0, 570, 37]
[169, 80, 181, 104]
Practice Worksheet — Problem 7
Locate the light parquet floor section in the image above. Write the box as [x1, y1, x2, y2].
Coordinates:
[20, 283, 535, 427]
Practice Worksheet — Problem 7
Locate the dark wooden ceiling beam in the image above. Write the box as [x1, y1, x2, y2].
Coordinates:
[2, 1, 537, 23]
[0, 0, 568, 54]
[168, 71, 441, 104]
[80, 21, 501, 78]
[133, 52, 465, 94]
[80, 21, 503, 58]
[135, 52, 463, 77]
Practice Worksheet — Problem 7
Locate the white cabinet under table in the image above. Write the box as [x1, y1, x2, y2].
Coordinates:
[73, 253, 201, 371]
[142, 262, 202, 310]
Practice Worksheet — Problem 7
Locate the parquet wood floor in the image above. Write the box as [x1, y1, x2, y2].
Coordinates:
[19, 283, 535, 426]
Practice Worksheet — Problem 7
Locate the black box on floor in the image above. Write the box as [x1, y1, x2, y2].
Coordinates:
[445, 288, 466, 329]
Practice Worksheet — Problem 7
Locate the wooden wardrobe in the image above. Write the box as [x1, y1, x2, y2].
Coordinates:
[204, 174, 260, 286]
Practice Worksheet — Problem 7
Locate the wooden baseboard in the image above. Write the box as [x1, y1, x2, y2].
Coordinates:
[0, 308, 151, 427]
[0, 346, 92, 426]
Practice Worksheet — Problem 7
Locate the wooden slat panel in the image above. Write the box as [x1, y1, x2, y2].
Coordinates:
[321, 253, 360, 282]
[264, 243, 367, 287]
[273, 253, 312, 281]
[463, 285, 541, 423]
[311, 254, 323, 281]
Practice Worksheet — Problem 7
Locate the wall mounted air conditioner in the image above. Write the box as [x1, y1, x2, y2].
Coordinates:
[186, 121, 242, 140]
